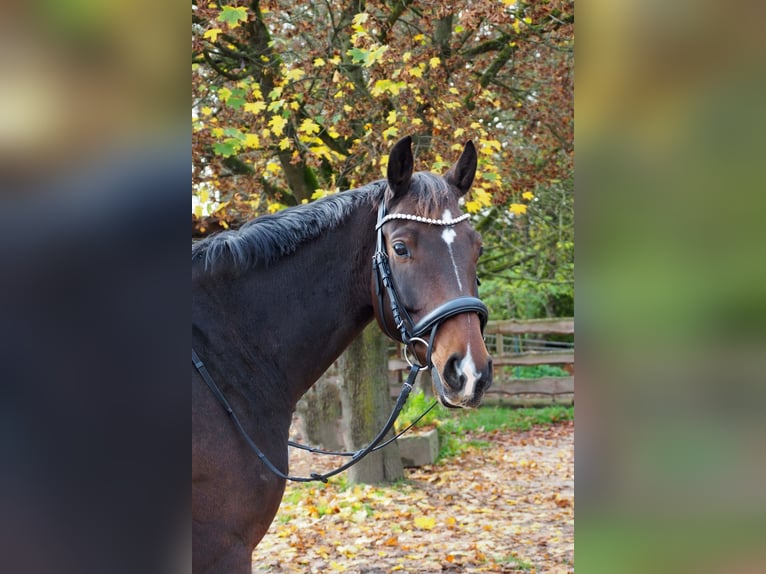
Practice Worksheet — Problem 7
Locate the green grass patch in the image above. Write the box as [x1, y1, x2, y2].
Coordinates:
[395, 391, 573, 461]
[496, 554, 533, 570]
[507, 364, 571, 378]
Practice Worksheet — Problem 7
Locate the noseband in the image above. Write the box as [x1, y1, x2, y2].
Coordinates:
[372, 201, 488, 368]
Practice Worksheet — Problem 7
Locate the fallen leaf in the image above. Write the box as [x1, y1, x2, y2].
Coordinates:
[413, 515, 436, 530]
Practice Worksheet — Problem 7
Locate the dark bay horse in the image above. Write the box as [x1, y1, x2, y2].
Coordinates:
[192, 136, 493, 574]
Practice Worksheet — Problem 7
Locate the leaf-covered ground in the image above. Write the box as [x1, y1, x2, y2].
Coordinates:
[254, 420, 573, 573]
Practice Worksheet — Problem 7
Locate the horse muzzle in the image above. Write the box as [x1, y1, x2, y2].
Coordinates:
[431, 349, 493, 409]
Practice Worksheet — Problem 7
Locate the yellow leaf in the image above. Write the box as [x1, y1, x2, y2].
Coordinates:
[200, 106, 213, 116]
[414, 515, 436, 530]
[243, 101, 266, 114]
[279, 137, 292, 150]
[243, 133, 260, 148]
[502, 0, 517, 5]
[193, 205, 203, 218]
[352, 12, 369, 26]
[313, 57, 326, 67]
[454, 127, 465, 138]
[402, 51, 412, 62]
[269, 86, 284, 100]
[429, 56, 441, 69]
[509, 203, 527, 215]
[409, 65, 423, 79]
[203, 28, 222, 42]
[266, 161, 281, 174]
[522, 191, 535, 200]
[299, 118, 321, 135]
[269, 115, 287, 136]
[198, 189, 209, 203]
[382, 126, 399, 140]
[386, 110, 397, 125]
[284, 68, 305, 82]
[343, 104, 353, 113]
[217, 87, 232, 102]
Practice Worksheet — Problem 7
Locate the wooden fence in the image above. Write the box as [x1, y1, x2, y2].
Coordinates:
[389, 317, 574, 407]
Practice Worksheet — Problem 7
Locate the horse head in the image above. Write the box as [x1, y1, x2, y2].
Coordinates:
[372, 136, 493, 408]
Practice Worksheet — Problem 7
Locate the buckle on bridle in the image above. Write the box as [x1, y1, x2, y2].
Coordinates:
[402, 336, 430, 369]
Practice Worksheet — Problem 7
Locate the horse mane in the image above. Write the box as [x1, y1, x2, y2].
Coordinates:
[192, 172, 457, 275]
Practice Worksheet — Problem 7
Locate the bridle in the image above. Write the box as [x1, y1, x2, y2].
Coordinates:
[372, 201, 488, 366]
[192, 198, 488, 483]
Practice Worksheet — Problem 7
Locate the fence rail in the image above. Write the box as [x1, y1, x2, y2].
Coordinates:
[389, 317, 574, 407]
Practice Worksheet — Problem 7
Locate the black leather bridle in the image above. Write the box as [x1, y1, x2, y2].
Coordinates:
[192, 199, 489, 482]
[372, 201, 488, 367]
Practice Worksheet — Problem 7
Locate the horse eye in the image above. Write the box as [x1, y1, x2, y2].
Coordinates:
[393, 242, 410, 257]
[479, 245, 484, 257]
[476, 276, 482, 287]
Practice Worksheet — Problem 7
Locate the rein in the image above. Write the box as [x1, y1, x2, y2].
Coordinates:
[192, 199, 488, 483]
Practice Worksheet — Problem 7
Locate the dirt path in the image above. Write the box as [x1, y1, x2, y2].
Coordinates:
[254, 421, 574, 573]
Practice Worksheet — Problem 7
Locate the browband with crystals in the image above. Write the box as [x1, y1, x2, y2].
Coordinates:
[375, 212, 471, 230]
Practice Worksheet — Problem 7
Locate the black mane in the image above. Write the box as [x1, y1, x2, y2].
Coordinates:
[192, 172, 456, 275]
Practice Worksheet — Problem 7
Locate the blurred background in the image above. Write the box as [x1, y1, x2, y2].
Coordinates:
[577, 0, 766, 572]
[0, 2, 188, 574]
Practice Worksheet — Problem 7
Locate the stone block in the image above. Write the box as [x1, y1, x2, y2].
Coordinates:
[397, 428, 439, 467]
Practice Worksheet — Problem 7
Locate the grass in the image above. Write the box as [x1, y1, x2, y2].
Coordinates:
[507, 364, 571, 378]
[497, 554, 534, 570]
[395, 391, 574, 460]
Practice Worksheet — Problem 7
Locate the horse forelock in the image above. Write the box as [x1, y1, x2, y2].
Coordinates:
[192, 181, 387, 275]
[385, 171, 459, 218]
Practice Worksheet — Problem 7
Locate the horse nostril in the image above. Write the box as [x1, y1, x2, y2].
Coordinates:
[443, 354, 464, 392]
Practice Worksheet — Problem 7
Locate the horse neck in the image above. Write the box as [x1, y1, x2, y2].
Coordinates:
[193, 203, 378, 407]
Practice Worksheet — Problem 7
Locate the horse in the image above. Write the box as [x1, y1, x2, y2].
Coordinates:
[192, 135, 493, 574]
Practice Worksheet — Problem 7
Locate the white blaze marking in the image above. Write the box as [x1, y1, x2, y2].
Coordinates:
[459, 344, 481, 398]
[441, 209, 463, 291]
[441, 226, 456, 245]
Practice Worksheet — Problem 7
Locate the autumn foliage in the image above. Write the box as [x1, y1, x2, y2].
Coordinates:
[192, 0, 573, 228]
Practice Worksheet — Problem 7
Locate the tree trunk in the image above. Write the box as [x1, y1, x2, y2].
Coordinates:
[339, 325, 403, 484]
[295, 371, 344, 452]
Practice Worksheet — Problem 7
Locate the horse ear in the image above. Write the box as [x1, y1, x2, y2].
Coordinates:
[387, 135, 414, 198]
[445, 140, 477, 197]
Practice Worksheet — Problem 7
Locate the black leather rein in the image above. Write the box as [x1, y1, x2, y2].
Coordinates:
[192, 200, 488, 483]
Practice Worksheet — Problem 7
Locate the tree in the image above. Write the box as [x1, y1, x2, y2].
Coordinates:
[339, 325, 403, 484]
[192, 0, 573, 226]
